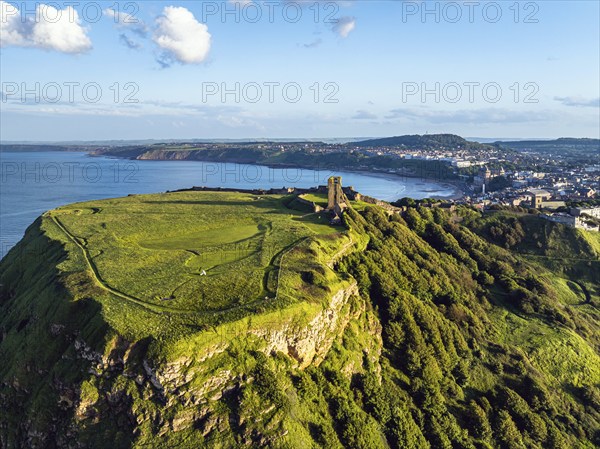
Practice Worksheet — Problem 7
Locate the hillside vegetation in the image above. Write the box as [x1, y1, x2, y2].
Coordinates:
[496, 138, 599, 154]
[353, 133, 494, 152]
[0, 195, 599, 448]
[93, 144, 460, 180]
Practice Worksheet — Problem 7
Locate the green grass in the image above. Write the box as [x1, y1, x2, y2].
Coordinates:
[580, 229, 600, 256]
[3, 201, 600, 448]
[299, 193, 328, 208]
[347, 200, 373, 212]
[39, 191, 350, 339]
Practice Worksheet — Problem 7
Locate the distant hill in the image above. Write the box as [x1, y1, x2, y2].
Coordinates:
[0, 144, 87, 152]
[496, 137, 600, 153]
[353, 133, 496, 151]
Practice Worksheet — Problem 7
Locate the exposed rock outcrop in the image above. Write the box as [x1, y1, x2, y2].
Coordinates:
[251, 282, 359, 368]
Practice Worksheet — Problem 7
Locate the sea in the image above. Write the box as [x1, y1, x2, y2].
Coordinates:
[0, 151, 458, 258]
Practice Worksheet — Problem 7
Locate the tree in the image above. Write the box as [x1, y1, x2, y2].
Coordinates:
[495, 410, 526, 449]
[487, 176, 511, 192]
[467, 400, 492, 441]
[389, 406, 430, 449]
[393, 197, 416, 208]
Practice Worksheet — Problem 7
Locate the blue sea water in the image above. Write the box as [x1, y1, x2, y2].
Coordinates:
[0, 151, 458, 258]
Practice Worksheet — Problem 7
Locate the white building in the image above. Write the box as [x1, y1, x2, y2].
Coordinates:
[542, 213, 599, 232]
[572, 207, 600, 219]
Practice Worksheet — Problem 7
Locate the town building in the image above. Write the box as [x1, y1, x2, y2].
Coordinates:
[572, 206, 600, 219]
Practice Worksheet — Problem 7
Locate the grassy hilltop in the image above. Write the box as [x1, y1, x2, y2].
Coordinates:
[1, 193, 599, 448]
[2, 191, 355, 340]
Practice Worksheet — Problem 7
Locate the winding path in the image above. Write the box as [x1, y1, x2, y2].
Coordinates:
[48, 209, 358, 318]
[327, 235, 355, 269]
[50, 213, 171, 314]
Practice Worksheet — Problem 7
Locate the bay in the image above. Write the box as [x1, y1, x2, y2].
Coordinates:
[0, 151, 458, 258]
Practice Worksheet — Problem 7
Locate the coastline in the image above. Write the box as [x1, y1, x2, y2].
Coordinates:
[1, 150, 472, 258]
[333, 168, 466, 200]
[87, 151, 466, 201]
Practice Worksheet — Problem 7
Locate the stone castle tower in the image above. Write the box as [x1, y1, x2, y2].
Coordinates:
[327, 177, 348, 221]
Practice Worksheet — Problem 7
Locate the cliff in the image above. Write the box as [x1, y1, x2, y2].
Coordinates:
[91, 145, 461, 180]
[0, 192, 371, 448]
[0, 217, 371, 447]
[2, 198, 600, 448]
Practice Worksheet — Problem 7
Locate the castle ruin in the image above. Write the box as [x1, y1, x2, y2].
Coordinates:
[327, 176, 348, 222]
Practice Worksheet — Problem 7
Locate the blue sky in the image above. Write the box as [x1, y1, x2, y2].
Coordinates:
[1, 0, 599, 141]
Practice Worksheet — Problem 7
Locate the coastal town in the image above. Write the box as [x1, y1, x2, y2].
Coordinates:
[250, 136, 600, 230]
[5, 134, 599, 231]
[341, 136, 599, 231]
[152, 136, 600, 231]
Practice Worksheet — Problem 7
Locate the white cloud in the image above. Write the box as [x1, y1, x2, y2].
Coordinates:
[352, 110, 377, 120]
[103, 7, 133, 24]
[332, 16, 356, 38]
[385, 107, 558, 124]
[153, 6, 211, 65]
[554, 96, 600, 108]
[303, 38, 322, 48]
[0, 1, 91, 53]
[119, 33, 141, 50]
[103, 8, 148, 37]
[0, 1, 25, 46]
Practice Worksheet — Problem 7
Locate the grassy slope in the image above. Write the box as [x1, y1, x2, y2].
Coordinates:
[1, 199, 599, 448]
[329, 207, 600, 449]
[466, 210, 600, 304]
[40, 191, 348, 338]
[0, 191, 358, 447]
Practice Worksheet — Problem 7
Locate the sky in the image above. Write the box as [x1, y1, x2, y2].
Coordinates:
[1, 0, 599, 141]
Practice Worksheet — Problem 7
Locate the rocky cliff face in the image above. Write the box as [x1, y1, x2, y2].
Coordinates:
[128, 282, 367, 440]
[136, 150, 196, 161]
[0, 222, 370, 448]
[250, 282, 359, 369]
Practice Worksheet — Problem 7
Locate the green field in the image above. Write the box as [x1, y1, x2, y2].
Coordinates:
[43, 191, 350, 335]
[299, 192, 329, 207]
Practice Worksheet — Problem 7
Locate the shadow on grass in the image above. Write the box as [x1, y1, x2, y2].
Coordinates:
[0, 225, 137, 449]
